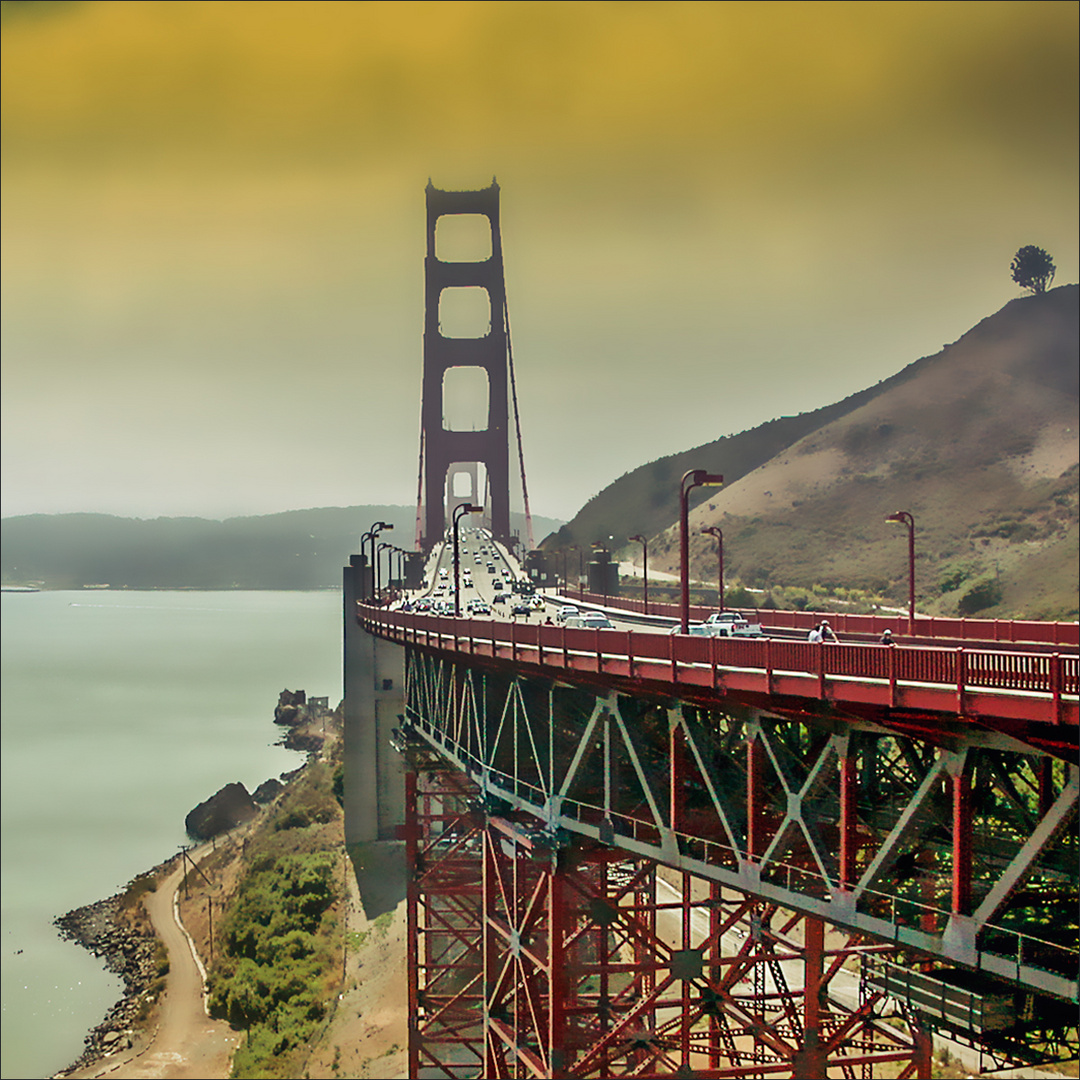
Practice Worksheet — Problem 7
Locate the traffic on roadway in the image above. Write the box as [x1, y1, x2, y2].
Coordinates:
[384, 533, 1076, 656]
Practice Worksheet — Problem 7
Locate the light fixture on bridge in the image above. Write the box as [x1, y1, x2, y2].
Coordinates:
[680, 470, 724, 633]
[629, 534, 648, 616]
[702, 526, 724, 614]
[453, 504, 482, 617]
[365, 521, 394, 603]
[885, 510, 916, 634]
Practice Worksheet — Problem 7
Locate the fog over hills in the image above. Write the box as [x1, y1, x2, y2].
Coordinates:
[547, 285, 1078, 620]
[1, 506, 564, 591]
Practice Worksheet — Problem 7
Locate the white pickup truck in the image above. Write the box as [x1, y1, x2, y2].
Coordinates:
[704, 612, 764, 638]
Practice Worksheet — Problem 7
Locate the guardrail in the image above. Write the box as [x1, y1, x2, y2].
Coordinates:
[359, 605, 1079, 732]
[563, 589, 1080, 647]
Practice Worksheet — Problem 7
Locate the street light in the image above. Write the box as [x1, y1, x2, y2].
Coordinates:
[378, 541, 395, 602]
[453, 503, 482, 616]
[885, 510, 916, 634]
[701, 526, 724, 613]
[362, 521, 393, 602]
[568, 544, 581, 598]
[629, 534, 648, 615]
[680, 470, 724, 633]
[591, 540, 610, 604]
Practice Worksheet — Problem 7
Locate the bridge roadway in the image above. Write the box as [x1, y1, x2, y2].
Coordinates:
[352, 539, 1077, 1073]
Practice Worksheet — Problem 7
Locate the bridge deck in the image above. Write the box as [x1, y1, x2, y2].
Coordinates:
[359, 606, 1078, 759]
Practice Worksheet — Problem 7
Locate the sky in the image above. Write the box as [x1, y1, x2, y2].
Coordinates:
[2, 0, 1077, 523]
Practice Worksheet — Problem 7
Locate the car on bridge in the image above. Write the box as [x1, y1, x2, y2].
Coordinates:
[566, 612, 616, 630]
[704, 612, 765, 637]
[669, 623, 718, 637]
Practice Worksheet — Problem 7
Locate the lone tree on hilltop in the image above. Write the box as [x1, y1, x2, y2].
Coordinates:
[1010, 245, 1056, 294]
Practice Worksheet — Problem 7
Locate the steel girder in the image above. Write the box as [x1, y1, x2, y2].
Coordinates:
[406, 763, 934, 1078]
[401, 647, 1079, 1028]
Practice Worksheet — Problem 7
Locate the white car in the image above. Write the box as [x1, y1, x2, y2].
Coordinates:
[556, 606, 579, 624]
[567, 613, 615, 630]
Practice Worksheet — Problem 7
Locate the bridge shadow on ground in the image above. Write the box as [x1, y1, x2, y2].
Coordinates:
[347, 840, 407, 919]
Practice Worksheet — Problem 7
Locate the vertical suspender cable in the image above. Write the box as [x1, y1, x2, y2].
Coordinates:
[504, 298, 534, 551]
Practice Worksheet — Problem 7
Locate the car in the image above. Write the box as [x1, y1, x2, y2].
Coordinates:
[493, 580, 503, 590]
[528, 596, 545, 610]
[669, 623, 715, 636]
[567, 613, 615, 629]
[511, 603, 533, 616]
[556, 606, 579, 624]
[492, 593, 508, 605]
[703, 612, 764, 638]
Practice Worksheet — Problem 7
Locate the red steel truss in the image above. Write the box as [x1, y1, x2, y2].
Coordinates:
[407, 765, 937, 1079]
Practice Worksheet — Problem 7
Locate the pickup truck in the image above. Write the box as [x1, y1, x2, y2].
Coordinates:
[704, 612, 764, 638]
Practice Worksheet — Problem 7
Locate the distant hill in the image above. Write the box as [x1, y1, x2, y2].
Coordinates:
[1, 506, 565, 590]
[543, 354, 929, 551]
[549, 286, 1079, 621]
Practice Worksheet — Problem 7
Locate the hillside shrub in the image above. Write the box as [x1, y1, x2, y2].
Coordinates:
[957, 579, 1004, 615]
[724, 586, 755, 608]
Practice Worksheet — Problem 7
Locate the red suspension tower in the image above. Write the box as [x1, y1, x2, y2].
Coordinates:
[418, 180, 531, 550]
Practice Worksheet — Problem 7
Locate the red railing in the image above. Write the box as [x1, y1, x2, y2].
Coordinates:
[564, 589, 1079, 647]
[360, 605, 1079, 733]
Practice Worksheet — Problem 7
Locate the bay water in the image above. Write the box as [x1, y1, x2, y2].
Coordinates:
[1, 590, 343, 1079]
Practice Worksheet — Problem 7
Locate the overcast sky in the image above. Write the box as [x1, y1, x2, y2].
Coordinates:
[2, 0, 1076, 523]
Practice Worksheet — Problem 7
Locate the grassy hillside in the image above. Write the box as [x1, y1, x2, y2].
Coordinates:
[541, 354, 936, 552]
[640, 287, 1078, 621]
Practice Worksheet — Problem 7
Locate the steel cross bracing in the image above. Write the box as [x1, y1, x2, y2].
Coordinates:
[404, 760, 937, 1079]
[397, 644, 1078, 1046]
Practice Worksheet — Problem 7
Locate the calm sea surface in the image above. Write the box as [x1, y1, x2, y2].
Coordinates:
[0, 590, 342, 1079]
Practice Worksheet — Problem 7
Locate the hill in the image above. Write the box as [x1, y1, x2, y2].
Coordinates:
[552, 286, 1079, 621]
[1, 506, 564, 590]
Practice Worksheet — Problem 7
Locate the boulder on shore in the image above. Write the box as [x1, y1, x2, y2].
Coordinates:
[274, 688, 307, 726]
[185, 782, 257, 840]
[252, 777, 285, 804]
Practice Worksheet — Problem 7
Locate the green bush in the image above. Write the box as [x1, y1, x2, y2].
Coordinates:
[210, 849, 339, 1075]
[958, 579, 1004, 615]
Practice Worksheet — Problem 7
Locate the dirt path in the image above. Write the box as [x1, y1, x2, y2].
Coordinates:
[69, 852, 238, 1079]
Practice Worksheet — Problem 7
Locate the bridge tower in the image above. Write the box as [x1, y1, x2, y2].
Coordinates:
[419, 180, 523, 550]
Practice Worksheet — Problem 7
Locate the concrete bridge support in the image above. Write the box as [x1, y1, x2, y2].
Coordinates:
[343, 560, 406, 845]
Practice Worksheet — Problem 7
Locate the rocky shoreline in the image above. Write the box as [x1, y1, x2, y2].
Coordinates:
[53, 889, 165, 1075]
[51, 689, 333, 1077]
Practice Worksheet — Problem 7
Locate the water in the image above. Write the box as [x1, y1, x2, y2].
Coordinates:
[0, 590, 343, 1079]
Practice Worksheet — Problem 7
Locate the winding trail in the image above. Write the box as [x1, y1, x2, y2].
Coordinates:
[70, 852, 237, 1080]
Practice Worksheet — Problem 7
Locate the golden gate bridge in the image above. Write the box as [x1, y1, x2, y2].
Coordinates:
[344, 182, 1078, 1079]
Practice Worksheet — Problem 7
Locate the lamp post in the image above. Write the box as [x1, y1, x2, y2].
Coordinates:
[364, 521, 393, 602]
[629, 534, 648, 615]
[591, 541, 609, 605]
[885, 510, 916, 634]
[701, 526, 724, 613]
[680, 470, 724, 633]
[453, 503, 482, 616]
[568, 545, 581, 598]
[359, 530, 374, 600]
[378, 541, 395, 603]
[560, 549, 569, 595]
